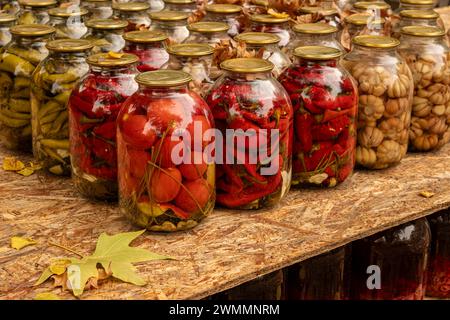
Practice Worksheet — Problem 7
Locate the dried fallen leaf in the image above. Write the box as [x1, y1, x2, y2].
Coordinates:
[2, 156, 25, 171]
[17, 167, 35, 177]
[108, 51, 124, 59]
[11, 236, 37, 250]
[419, 191, 435, 198]
[267, 8, 289, 19]
[34, 292, 61, 300]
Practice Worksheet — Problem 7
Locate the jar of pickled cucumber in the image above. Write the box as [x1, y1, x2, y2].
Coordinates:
[398, 26, 450, 151]
[117, 70, 215, 232]
[353, 1, 392, 18]
[398, 0, 435, 11]
[83, 18, 127, 53]
[81, 0, 113, 19]
[0, 0, 20, 15]
[343, 13, 386, 51]
[342, 35, 413, 169]
[48, 7, 89, 39]
[162, 0, 196, 12]
[149, 10, 190, 44]
[69, 53, 139, 200]
[0, 24, 55, 151]
[0, 13, 16, 49]
[249, 14, 293, 49]
[297, 7, 341, 32]
[206, 58, 293, 209]
[113, 2, 151, 32]
[31, 39, 92, 175]
[123, 30, 169, 72]
[234, 32, 290, 78]
[204, 4, 243, 37]
[17, 0, 58, 25]
[185, 22, 231, 47]
[393, 10, 440, 39]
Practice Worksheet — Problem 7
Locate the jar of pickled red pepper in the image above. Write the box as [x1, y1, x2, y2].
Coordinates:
[113, 2, 151, 32]
[149, 10, 190, 44]
[17, 0, 58, 25]
[398, 0, 435, 11]
[48, 7, 89, 39]
[344, 13, 386, 47]
[249, 14, 293, 49]
[185, 22, 231, 47]
[279, 46, 357, 187]
[117, 70, 215, 232]
[393, 10, 440, 39]
[0, 24, 55, 151]
[342, 35, 413, 169]
[234, 32, 290, 78]
[162, 0, 196, 12]
[353, 1, 392, 18]
[83, 19, 127, 53]
[351, 218, 431, 300]
[123, 30, 169, 72]
[206, 58, 293, 209]
[0, 0, 20, 15]
[69, 53, 139, 200]
[81, 0, 113, 19]
[297, 7, 341, 32]
[204, 4, 243, 37]
[0, 13, 16, 49]
[31, 39, 92, 175]
[398, 26, 450, 151]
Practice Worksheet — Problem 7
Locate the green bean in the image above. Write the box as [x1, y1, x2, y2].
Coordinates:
[40, 122, 53, 134]
[42, 146, 66, 164]
[21, 125, 31, 137]
[0, 112, 29, 127]
[8, 99, 30, 113]
[37, 100, 63, 118]
[39, 110, 61, 125]
[0, 53, 35, 77]
[50, 111, 68, 132]
[13, 76, 30, 90]
[42, 70, 80, 84]
[0, 71, 13, 92]
[7, 45, 45, 65]
[10, 88, 29, 98]
[0, 108, 31, 120]
[40, 138, 69, 150]
[54, 90, 71, 105]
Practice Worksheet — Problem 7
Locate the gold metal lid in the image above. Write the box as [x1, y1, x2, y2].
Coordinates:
[205, 4, 242, 14]
[46, 39, 93, 52]
[399, 9, 439, 19]
[48, 7, 89, 17]
[292, 23, 337, 34]
[293, 46, 342, 60]
[220, 58, 274, 73]
[123, 30, 168, 43]
[83, 0, 110, 2]
[149, 10, 189, 21]
[167, 43, 214, 56]
[85, 19, 128, 30]
[235, 32, 280, 45]
[400, 0, 434, 4]
[10, 24, 55, 37]
[345, 13, 385, 25]
[19, 0, 57, 7]
[352, 35, 400, 48]
[401, 25, 445, 37]
[251, 0, 269, 6]
[298, 6, 338, 16]
[250, 14, 289, 23]
[86, 52, 139, 67]
[113, 2, 150, 12]
[188, 21, 229, 33]
[163, 0, 195, 4]
[136, 70, 192, 87]
[0, 13, 17, 23]
[354, 1, 391, 10]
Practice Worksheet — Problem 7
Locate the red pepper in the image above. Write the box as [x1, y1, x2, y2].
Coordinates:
[321, 108, 354, 123]
[221, 164, 244, 193]
[337, 162, 353, 182]
[311, 116, 350, 141]
[302, 141, 334, 172]
[93, 121, 116, 140]
[295, 113, 314, 153]
[160, 203, 190, 219]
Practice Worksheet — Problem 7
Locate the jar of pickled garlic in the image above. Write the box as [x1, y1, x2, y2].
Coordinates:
[392, 9, 440, 39]
[343, 13, 386, 50]
[0, 0, 20, 15]
[68, 53, 139, 200]
[48, 7, 89, 39]
[398, 26, 450, 151]
[81, 0, 113, 19]
[206, 58, 293, 209]
[162, 0, 197, 12]
[185, 22, 231, 46]
[149, 10, 190, 44]
[297, 7, 341, 32]
[113, 2, 151, 32]
[0, 13, 16, 49]
[249, 14, 293, 49]
[117, 70, 215, 232]
[398, 0, 435, 11]
[279, 46, 357, 187]
[147, 0, 165, 12]
[234, 32, 290, 78]
[204, 4, 243, 37]
[31, 39, 92, 175]
[123, 30, 169, 72]
[353, 1, 392, 18]
[17, 0, 58, 25]
[351, 218, 430, 300]
[83, 19, 127, 53]
[342, 35, 413, 169]
[0, 24, 55, 151]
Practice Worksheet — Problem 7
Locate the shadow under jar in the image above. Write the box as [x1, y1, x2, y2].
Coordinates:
[0, 13, 17, 49]
[249, 14, 293, 49]
[343, 13, 386, 51]
[112, 1, 151, 32]
[48, 7, 89, 39]
[31, 39, 92, 176]
[68, 53, 139, 200]
[393, 10, 440, 39]
[185, 21, 231, 47]
[162, 0, 197, 13]
[117, 70, 215, 232]
[81, 0, 113, 19]
[206, 58, 293, 209]
[149, 10, 190, 44]
[342, 35, 413, 169]
[83, 18, 127, 53]
[17, 0, 58, 25]
[204, 4, 243, 37]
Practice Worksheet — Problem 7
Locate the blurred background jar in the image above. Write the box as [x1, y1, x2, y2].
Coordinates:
[83, 18, 127, 53]
[48, 6, 89, 39]
[398, 0, 436, 11]
[81, 0, 113, 19]
[297, 6, 341, 33]
[113, 1, 151, 32]
[354, 1, 392, 18]
[149, 10, 190, 43]
[185, 21, 231, 46]
[249, 14, 293, 49]
[17, 0, 58, 25]
[204, 4, 243, 37]
[343, 13, 386, 50]
[0, 0, 20, 15]
[162, 0, 197, 12]
[0, 13, 17, 49]
[393, 9, 440, 38]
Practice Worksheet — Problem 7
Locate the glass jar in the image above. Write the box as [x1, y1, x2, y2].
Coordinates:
[206, 58, 293, 209]
[123, 30, 169, 72]
[398, 26, 450, 151]
[0, 13, 16, 49]
[0, 0, 20, 15]
[353, 1, 392, 18]
[83, 19, 127, 53]
[162, 0, 197, 12]
[17, 0, 58, 25]
[350, 218, 431, 300]
[0, 24, 55, 151]
[204, 4, 243, 37]
[31, 39, 92, 175]
[163, 43, 214, 97]
[297, 7, 341, 32]
[398, 0, 435, 11]
[149, 10, 190, 44]
[48, 7, 89, 39]
[279, 46, 357, 187]
[342, 35, 413, 169]
[185, 21, 231, 46]
[147, 0, 164, 12]
[117, 70, 215, 232]
[234, 32, 290, 78]
[343, 13, 386, 50]
[81, 0, 113, 19]
[113, 2, 151, 32]
[426, 209, 450, 298]
[249, 14, 293, 49]
[244, 0, 268, 15]
[393, 9, 440, 39]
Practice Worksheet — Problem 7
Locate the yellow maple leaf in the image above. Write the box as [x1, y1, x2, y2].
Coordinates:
[2, 156, 25, 171]
[34, 292, 61, 300]
[108, 51, 124, 59]
[11, 236, 37, 250]
[17, 167, 35, 177]
[267, 8, 290, 19]
[419, 191, 435, 198]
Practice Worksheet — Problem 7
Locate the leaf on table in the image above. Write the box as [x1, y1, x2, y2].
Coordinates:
[34, 292, 61, 300]
[2, 156, 25, 171]
[267, 8, 289, 19]
[10, 236, 37, 250]
[419, 191, 435, 198]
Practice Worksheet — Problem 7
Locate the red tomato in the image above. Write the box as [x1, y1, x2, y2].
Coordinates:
[149, 167, 182, 203]
[179, 151, 207, 180]
[128, 148, 151, 178]
[119, 114, 157, 149]
[186, 115, 212, 151]
[154, 137, 187, 168]
[174, 178, 211, 213]
[147, 98, 186, 131]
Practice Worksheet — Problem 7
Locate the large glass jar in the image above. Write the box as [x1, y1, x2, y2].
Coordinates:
[48, 7, 89, 39]
[0, 0, 20, 15]
[297, 7, 341, 32]
[342, 35, 413, 169]
[204, 4, 243, 37]
[123, 30, 169, 72]
[398, 26, 450, 151]
[185, 21, 231, 46]
[81, 0, 113, 19]
[398, 0, 435, 11]
[83, 18, 127, 53]
[31, 39, 92, 175]
[162, 0, 197, 12]
[353, 1, 392, 18]
[17, 0, 58, 25]
[147, 0, 164, 12]
[279, 46, 358, 187]
[234, 32, 290, 78]
[350, 218, 431, 300]
[0, 13, 16, 49]
[149, 10, 190, 44]
[117, 70, 215, 232]
[206, 58, 293, 209]
[249, 14, 293, 49]
[0, 24, 55, 151]
[393, 10, 440, 39]
[68, 53, 139, 200]
[113, 2, 151, 32]
[343, 13, 386, 50]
